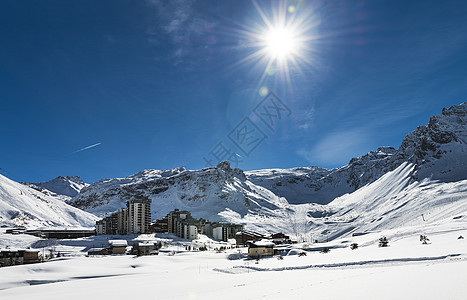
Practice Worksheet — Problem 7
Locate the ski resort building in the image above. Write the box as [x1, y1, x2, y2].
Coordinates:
[127, 198, 152, 234]
[0, 249, 40, 267]
[235, 231, 266, 246]
[161, 209, 243, 241]
[247, 240, 275, 258]
[95, 198, 151, 235]
[108, 240, 128, 254]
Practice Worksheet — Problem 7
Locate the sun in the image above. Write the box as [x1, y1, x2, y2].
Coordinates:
[228, 1, 319, 91]
[264, 26, 298, 60]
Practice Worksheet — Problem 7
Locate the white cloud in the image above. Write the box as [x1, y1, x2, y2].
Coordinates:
[145, 0, 217, 63]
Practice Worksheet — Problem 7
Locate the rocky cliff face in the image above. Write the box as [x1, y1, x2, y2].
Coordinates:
[247, 102, 467, 204]
[67, 161, 288, 221]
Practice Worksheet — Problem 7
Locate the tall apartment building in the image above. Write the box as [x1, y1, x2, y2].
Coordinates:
[167, 209, 191, 233]
[116, 208, 128, 235]
[127, 198, 152, 234]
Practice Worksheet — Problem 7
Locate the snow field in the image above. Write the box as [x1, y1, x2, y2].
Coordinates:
[0, 227, 466, 299]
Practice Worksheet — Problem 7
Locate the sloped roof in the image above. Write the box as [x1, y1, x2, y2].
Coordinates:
[248, 239, 274, 247]
[108, 240, 128, 247]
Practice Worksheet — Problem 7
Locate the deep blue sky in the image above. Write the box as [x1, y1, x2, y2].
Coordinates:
[1, 0, 466, 183]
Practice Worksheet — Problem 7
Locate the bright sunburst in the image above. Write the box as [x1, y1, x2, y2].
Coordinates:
[264, 26, 298, 60]
[230, 1, 319, 93]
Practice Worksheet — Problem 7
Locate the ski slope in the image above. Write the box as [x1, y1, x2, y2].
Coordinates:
[0, 174, 97, 229]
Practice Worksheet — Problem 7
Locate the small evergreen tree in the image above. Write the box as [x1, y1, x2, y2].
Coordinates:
[420, 235, 430, 244]
[320, 247, 330, 253]
[378, 237, 389, 247]
[350, 243, 359, 250]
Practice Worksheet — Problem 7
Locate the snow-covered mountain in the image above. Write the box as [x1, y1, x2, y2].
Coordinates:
[247, 102, 467, 204]
[223, 161, 467, 241]
[29, 176, 88, 198]
[68, 161, 288, 221]
[65, 103, 466, 237]
[0, 174, 97, 229]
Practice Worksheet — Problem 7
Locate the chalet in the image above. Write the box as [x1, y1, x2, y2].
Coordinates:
[132, 242, 160, 256]
[236, 231, 265, 246]
[269, 232, 292, 244]
[108, 240, 128, 254]
[247, 240, 275, 258]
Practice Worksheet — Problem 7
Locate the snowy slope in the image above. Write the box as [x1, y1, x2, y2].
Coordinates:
[29, 176, 88, 198]
[0, 174, 97, 228]
[69, 161, 288, 221]
[247, 102, 467, 204]
[226, 162, 467, 241]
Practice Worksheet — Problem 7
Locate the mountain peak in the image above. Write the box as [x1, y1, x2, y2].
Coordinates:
[30, 175, 89, 198]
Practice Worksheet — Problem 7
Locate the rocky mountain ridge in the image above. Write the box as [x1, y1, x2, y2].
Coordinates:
[247, 102, 467, 204]
[68, 161, 288, 221]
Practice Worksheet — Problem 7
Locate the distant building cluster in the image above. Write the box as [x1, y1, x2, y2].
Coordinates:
[236, 231, 293, 258]
[156, 209, 244, 242]
[235, 231, 292, 246]
[96, 198, 152, 235]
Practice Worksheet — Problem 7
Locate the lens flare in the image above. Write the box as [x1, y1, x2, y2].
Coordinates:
[259, 86, 269, 96]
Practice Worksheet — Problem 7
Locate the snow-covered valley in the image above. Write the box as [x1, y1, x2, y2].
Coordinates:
[0, 225, 466, 299]
[0, 103, 466, 299]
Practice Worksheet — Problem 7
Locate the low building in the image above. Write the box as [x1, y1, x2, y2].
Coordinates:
[0, 250, 22, 267]
[0, 249, 40, 267]
[247, 240, 275, 258]
[87, 248, 108, 255]
[5, 228, 26, 235]
[25, 229, 95, 239]
[270, 232, 292, 244]
[132, 242, 160, 256]
[23, 250, 40, 263]
[236, 231, 265, 246]
[108, 240, 128, 254]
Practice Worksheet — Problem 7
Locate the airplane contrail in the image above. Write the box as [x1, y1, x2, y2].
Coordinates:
[72, 142, 102, 154]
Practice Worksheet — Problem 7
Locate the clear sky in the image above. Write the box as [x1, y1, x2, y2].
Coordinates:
[1, 0, 466, 183]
